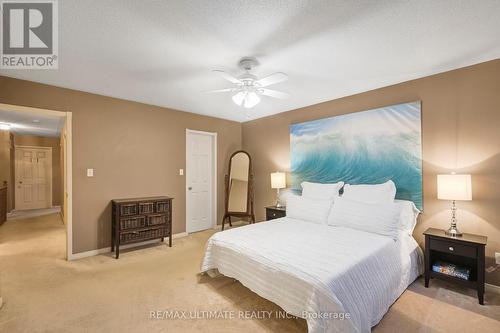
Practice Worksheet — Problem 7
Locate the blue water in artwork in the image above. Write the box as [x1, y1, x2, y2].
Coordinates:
[290, 101, 422, 209]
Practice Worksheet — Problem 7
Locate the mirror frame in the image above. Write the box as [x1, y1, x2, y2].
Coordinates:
[222, 150, 255, 230]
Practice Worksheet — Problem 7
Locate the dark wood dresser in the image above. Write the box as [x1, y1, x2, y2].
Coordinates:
[424, 227, 487, 304]
[112, 196, 173, 259]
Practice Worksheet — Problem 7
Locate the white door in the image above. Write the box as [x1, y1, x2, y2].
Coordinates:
[186, 130, 215, 233]
[15, 147, 52, 210]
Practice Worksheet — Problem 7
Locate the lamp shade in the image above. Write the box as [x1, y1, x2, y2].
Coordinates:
[437, 174, 472, 201]
[271, 172, 286, 189]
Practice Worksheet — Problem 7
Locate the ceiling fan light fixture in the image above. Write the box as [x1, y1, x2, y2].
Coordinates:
[210, 57, 288, 109]
[232, 91, 245, 106]
[232, 91, 260, 108]
[244, 92, 260, 108]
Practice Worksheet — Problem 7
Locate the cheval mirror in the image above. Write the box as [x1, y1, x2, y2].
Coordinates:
[222, 150, 255, 230]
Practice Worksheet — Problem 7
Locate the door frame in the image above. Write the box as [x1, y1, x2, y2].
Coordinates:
[185, 129, 217, 233]
[14, 145, 53, 210]
[0, 103, 73, 261]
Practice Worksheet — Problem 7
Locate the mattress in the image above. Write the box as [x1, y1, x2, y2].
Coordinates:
[201, 217, 423, 333]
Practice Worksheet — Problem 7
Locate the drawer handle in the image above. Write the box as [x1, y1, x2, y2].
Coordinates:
[449, 246, 454, 251]
[272, 213, 276, 216]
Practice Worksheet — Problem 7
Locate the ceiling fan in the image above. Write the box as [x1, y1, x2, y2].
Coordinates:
[207, 57, 289, 108]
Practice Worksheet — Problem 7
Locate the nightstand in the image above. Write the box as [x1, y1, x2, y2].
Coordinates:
[423, 227, 487, 304]
[265, 206, 286, 221]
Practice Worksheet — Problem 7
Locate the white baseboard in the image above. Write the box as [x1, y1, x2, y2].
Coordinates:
[173, 232, 188, 239]
[486, 283, 500, 295]
[69, 231, 189, 261]
[7, 206, 61, 220]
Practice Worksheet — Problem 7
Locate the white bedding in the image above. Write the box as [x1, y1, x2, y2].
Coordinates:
[201, 217, 423, 333]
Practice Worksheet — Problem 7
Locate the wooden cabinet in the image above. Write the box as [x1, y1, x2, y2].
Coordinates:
[112, 196, 173, 259]
[424, 228, 487, 304]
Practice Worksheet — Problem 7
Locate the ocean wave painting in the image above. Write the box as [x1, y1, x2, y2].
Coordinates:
[290, 101, 422, 209]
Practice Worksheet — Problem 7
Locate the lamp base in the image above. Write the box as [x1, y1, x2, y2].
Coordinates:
[446, 200, 462, 237]
[445, 226, 462, 237]
[275, 188, 282, 208]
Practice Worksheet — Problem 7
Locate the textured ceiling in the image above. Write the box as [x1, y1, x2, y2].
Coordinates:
[1, 0, 500, 122]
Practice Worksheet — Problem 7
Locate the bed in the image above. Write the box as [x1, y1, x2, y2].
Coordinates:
[201, 216, 423, 333]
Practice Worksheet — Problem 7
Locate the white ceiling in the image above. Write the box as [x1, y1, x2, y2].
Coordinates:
[0, 108, 64, 137]
[1, 0, 500, 122]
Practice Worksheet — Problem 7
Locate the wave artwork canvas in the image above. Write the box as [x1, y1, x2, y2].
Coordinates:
[290, 101, 422, 209]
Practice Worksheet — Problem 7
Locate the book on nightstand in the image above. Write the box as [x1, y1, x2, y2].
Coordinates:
[432, 261, 471, 280]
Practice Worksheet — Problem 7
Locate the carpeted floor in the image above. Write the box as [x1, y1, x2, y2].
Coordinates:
[0, 213, 499, 332]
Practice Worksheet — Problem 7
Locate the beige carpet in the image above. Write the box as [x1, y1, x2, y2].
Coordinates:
[0, 214, 499, 333]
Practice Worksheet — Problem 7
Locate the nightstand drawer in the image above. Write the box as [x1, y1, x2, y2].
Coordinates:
[429, 238, 477, 258]
[265, 207, 286, 221]
[266, 212, 284, 220]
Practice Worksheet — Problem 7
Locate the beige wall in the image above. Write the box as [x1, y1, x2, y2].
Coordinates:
[0, 76, 242, 253]
[14, 134, 62, 207]
[242, 59, 500, 286]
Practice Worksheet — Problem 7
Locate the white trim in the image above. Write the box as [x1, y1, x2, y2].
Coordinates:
[172, 231, 189, 239]
[7, 206, 61, 220]
[14, 145, 54, 149]
[0, 103, 73, 262]
[0, 103, 66, 117]
[486, 283, 500, 295]
[70, 247, 110, 260]
[65, 112, 73, 261]
[69, 232, 189, 260]
[185, 129, 218, 233]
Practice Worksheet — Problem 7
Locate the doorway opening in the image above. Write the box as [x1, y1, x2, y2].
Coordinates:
[0, 103, 72, 260]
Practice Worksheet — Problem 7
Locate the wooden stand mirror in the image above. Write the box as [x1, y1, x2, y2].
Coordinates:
[222, 150, 255, 230]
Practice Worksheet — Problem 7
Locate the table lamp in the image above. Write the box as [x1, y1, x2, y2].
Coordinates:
[437, 174, 472, 237]
[271, 172, 286, 207]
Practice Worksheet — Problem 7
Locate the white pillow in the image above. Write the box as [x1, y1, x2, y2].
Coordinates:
[286, 194, 332, 225]
[301, 181, 344, 200]
[394, 199, 420, 234]
[342, 180, 396, 204]
[327, 197, 401, 240]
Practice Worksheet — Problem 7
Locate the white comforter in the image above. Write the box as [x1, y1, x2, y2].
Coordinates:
[201, 218, 423, 333]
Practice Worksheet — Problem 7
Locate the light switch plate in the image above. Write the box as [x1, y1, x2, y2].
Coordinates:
[87, 168, 94, 177]
[495, 252, 500, 265]
[179, 169, 184, 176]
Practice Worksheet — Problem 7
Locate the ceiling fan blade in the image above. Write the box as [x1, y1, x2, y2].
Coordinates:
[256, 72, 288, 87]
[212, 70, 241, 84]
[259, 88, 290, 99]
[205, 88, 234, 93]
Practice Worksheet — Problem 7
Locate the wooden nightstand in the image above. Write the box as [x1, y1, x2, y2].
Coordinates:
[265, 206, 286, 221]
[423, 227, 487, 304]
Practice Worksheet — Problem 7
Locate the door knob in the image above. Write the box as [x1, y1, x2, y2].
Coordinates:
[18, 181, 23, 184]
[188, 187, 192, 190]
